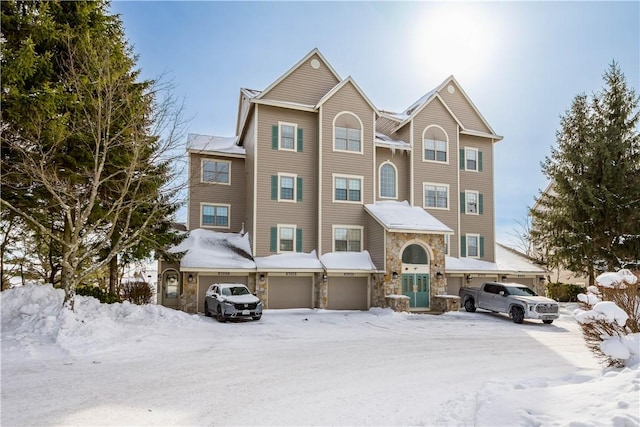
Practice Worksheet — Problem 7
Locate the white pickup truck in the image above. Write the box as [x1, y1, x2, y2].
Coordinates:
[459, 282, 559, 324]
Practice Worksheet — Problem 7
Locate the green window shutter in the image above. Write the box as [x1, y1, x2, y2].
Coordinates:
[479, 193, 484, 215]
[272, 125, 278, 149]
[296, 177, 303, 201]
[271, 175, 278, 200]
[460, 235, 467, 257]
[460, 192, 466, 214]
[479, 236, 485, 258]
[460, 149, 465, 170]
[478, 151, 483, 172]
[270, 227, 277, 252]
[296, 228, 302, 252]
[297, 128, 303, 152]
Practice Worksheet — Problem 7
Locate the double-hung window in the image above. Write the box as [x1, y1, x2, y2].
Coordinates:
[467, 234, 479, 257]
[280, 174, 295, 201]
[280, 123, 296, 150]
[201, 204, 229, 228]
[424, 139, 447, 162]
[424, 183, 449, 209]
[202, 160, 230, 184]
[334, 175, 362, 202]
[466, 191, 479, 214]
[335, 127, 361, 152]
[466, 147, 478, 171]
[279, 225, 295, 252]
[334, 226, 362, 252]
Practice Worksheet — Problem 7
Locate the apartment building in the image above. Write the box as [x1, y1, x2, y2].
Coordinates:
[159, 49, 547, 314]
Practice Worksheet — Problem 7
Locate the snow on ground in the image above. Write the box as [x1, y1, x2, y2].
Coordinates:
[1, 284, 639, 427]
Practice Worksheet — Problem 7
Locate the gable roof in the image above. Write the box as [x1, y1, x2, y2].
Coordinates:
[389, 76, 503, 141]
[315, 76, 379, 115]
[445, 243, 547, 274]
[256, 48, 341, 101]
[365, 201, 453, 234]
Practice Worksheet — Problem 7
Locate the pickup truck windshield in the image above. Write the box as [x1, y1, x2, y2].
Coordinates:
[504, 286, 537, 296]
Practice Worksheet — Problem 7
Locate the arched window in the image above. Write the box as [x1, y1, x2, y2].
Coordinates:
[423, 125, 448, 163]
[379, 163, 397, 199]
[402, 244, 429, 264]
[334, 112, 362, 153]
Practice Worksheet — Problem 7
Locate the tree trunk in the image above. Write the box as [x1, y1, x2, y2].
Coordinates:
[61, 216, 75, 311]
[109, 254, 118, 294]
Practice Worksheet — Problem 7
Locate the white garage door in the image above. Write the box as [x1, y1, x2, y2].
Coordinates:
[268, 276, 313, 309]
[327, 277, 369, 310]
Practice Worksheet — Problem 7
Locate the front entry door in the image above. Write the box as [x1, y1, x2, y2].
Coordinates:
[161, 271, 179, 309]
[402, 274, 430, 308]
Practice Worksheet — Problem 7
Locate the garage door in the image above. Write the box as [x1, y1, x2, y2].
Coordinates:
[268, 276, 313, 309]
[508, 278, 534, 287]
[446, 277, 463, 297]
[327, 277, 369, 310]
[198, 275, 248, 313]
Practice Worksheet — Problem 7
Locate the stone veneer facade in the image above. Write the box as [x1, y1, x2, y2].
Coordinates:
[374, 232, 449, 311]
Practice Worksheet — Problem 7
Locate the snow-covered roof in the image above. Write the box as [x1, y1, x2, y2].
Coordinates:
[445, 243, 547, 274]
[168, 229, 255, 270]
[255, 251, 324, 271]
[374, 132, 411, 151]
[320, 251, 378, 272]
[187, 133, 245, 156]
[365, 201, 453, 234]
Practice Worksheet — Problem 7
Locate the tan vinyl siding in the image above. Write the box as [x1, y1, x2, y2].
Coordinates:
[460, 134, 495, 261]
[320, 82, 376, 254]
[411, 97, 460, 255]
[261, 53, 340, 106]
[375, 147, 409, 202]
[254, 105, 319, 256]
[438, 82, 491, 134]
[366, 214, 385, 270]
[187, 153, 245, 232]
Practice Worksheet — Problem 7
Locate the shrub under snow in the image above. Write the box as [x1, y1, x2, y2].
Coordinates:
[574, 269, 639, 367]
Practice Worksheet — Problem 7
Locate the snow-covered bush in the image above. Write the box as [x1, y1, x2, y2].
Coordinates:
[574, 269, 639, 367]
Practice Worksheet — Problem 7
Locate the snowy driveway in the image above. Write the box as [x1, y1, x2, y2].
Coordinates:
[2, 286, 637, 426]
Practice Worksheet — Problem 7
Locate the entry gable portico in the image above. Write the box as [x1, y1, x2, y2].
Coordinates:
[365, 201, 452, 311]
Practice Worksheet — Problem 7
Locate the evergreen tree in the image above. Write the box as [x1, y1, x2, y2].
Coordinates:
[1, 0, 183, 308]
[531, 63, 640, 285]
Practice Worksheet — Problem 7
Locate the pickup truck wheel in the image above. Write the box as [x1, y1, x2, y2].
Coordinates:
[511, 306, 524, 324]
[204, 302, 211, 317]
[464, 298, 476, 313]
[542, 319, 553, 324]
[216, 306, 227, 323]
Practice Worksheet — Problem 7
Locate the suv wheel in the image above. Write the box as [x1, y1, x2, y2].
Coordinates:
[216, 306, 227, 323]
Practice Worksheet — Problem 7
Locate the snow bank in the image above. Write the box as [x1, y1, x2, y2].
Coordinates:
[1, 284, 200, 357]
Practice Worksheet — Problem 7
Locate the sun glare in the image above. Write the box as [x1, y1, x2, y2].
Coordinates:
[409, 4, 497, 84]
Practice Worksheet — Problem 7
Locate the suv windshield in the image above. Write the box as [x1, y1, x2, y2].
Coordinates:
[504, 286, 537, 296]
[229, 286, 249, 296]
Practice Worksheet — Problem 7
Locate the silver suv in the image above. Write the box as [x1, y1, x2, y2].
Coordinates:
[204, 283, 263, 322]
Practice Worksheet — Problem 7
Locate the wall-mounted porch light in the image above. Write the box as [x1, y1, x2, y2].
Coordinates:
[187, 274, 194, 283]
[466, 274, 472, 284]
[501, 275, 507, 282]
[322, 273, 328, 282]
[259, 273, 265, 283]
[436, 271, 443, 280]
[391, 271, 398, 280]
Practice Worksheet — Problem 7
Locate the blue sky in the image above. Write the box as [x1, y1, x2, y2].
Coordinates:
[110, 1, 639, 246]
